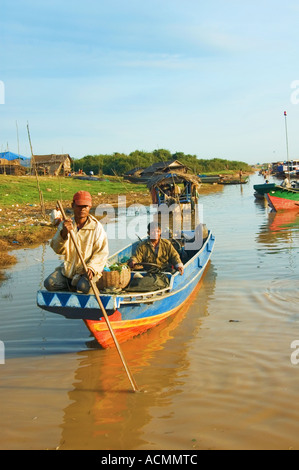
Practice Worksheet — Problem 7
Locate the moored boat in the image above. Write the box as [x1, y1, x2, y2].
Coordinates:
[266, 186, 299, 211]
[219, 178, 248, 185]
[147, 172, 201, 207]
[198, 175, 222, 184]
[253, 182, 277, 200]
[37, 229, 215, 348]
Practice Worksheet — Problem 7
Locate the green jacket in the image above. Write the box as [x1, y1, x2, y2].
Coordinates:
[131, 238, 182, 269]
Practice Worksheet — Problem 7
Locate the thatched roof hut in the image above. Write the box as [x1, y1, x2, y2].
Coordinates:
[123, 167, 148, 183]
[147, 172, 201, 206]
[147, 172, 201, 189]
[0, 158, 27, 175]
[141, 159, 190, 179]
[32, 154, 72, 176]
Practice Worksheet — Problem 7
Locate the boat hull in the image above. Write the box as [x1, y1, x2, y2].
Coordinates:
[84, 261, 211, 348]
[253, 183, 276, 197]
[266, 188, 299, 211]
[37, 232, 215, 348]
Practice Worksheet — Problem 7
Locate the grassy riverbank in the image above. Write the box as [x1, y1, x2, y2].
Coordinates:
[0, 174, 150, 279]
[0, 175, 147, 207]
[0, 175, 150, 240]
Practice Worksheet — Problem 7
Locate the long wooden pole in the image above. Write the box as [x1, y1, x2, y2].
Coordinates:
[27, 123, 46, 219]
[16, 121, 20, 165]
[57, 200, 139, 392]
[284, 111, 291, 181]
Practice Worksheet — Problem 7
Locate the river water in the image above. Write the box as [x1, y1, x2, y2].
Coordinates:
[0, 173, 298, 450]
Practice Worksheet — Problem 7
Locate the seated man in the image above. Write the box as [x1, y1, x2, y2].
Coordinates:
[129, 222, 184, 275]
[44, 190, 109, 294]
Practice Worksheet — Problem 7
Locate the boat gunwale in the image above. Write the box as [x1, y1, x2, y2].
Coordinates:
[85, 235, 215, 335]
[98, 230, 214, 301]
[268, 185, 299, 194]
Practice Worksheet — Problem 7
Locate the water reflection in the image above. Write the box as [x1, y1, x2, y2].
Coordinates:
[2, 174, 299, 450]
[256, 205, 299, 247]
[269, 210, 299, 233]
[57, 265, 217, 450]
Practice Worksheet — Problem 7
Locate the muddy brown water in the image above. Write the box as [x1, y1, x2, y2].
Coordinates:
[0, 173, 299, 450]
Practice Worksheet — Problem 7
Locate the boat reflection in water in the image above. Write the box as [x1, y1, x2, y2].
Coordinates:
[57, 264, 217, 450]
[268, 210, 299, 232]
[256, 208, 299, 253]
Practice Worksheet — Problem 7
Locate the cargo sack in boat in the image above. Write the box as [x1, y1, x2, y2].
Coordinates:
[125, 272, 170, 292]
[97, 264, 131, 290]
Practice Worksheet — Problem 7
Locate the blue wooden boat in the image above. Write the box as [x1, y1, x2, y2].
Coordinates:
[37, 229, 215, 348]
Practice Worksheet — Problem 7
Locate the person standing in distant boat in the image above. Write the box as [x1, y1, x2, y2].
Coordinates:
[282, 177, 291, 189]
[50, 204, 63, 227]
[44, 191, 109, 294]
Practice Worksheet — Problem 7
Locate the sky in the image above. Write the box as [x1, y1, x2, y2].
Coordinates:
[1, 0, 299, 165]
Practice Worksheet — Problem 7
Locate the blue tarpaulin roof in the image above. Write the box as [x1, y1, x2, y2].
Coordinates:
[0, 151, 30, 161]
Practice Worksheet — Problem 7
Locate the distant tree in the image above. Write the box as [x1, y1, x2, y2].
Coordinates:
[152, 149, 172, 162]
[129, 150, 153, 168]
[73, 150, 252, 177]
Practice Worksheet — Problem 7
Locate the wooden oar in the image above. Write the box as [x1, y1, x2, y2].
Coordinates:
[57, 200, 138, 392]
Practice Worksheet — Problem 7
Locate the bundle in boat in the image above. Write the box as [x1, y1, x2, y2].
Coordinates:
[97, 264, 131, 290]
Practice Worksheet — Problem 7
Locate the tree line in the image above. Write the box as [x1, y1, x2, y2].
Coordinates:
[72, 149, 252, 176]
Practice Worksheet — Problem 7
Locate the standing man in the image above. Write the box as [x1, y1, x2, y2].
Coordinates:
[44, 191, 108, 294]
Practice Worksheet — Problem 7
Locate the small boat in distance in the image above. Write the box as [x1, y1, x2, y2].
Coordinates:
[198, 175, 222, 184]
[147, 172, 201, 208]
[267, 111, 299, 211]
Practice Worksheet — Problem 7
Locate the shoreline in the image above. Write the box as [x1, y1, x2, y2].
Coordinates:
[0, 191, 151, 281]
[0, 175, 245, 281]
